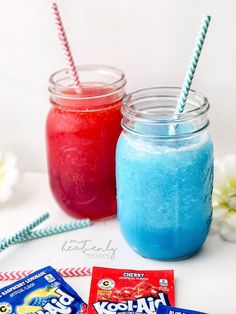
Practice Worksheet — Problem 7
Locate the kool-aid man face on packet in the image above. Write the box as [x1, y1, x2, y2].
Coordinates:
[87, 267, 175, 314]
[157, 304, 208, 314]
[0, 266, 87, 314]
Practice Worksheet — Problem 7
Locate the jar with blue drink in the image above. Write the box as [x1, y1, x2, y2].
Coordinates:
[116, 87, 213, 260]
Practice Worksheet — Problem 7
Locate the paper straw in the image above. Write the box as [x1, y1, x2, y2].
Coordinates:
[57, 267, 91, 277]
[2, 219, 91, 244]
[0, 267, 91, 281]
[0, 212, 49, 253]
[52, 2, 80, 87]
[175, 15, 211, 114]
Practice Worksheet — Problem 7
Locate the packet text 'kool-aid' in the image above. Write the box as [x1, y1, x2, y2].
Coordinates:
[88, 267, 175, 314]
[0, 266, 87, 314]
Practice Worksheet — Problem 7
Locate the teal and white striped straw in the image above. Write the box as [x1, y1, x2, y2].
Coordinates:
[175, 15, 211, 114]
[0, 212, 49, 252]
[3, 219, 91, 244]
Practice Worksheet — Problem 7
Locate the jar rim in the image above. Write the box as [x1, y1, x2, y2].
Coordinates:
[49, 64, 126, 101]
[122, 87, 210, 139]
[122, 86, 209, 124]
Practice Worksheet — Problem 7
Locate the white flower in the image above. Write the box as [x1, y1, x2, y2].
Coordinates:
[212, 155, 236, 241]
[0, 152, 19, 203]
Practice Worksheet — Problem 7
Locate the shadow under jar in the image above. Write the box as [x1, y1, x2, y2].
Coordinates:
[116, 87, 213, 260]
[46, 65, 126, 220]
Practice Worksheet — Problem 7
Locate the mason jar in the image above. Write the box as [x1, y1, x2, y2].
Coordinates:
[116, 87, 213, 260]
[46, 65, 126, 220]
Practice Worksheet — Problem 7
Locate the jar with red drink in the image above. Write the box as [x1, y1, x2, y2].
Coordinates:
[46, 65, 126, 220]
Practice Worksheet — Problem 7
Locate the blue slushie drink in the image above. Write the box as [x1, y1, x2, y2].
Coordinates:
[116, 87, 213, 260]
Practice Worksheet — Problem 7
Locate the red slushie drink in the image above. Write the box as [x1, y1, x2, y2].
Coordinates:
[46, 65, 126, 220]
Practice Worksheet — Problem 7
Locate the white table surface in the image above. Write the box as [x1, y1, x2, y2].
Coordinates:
[0, 172, 235, 314]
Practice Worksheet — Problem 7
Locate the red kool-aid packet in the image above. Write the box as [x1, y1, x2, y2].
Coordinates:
[88, 267, 175, 314]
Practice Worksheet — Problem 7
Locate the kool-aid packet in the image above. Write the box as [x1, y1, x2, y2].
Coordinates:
[0, 266, 87, 314]
[157, 304, 207, 314]
[87, 267, 175, 314]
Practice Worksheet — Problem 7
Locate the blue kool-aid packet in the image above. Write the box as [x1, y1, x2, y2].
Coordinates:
[0, 266, 87, 314]
[157, 303, 208, 314]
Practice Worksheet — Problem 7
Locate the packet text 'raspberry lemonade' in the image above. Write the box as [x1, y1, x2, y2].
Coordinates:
[88, 267, 175, 314]
[0, 266, 87, 314]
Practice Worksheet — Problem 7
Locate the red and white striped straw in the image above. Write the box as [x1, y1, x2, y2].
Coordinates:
[0, 267, 91, 281]
[52, 2, 80, 87]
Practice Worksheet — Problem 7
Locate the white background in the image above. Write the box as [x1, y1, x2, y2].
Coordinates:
[0, 0, 235, 171]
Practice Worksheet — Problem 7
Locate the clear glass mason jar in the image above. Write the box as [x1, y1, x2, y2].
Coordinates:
[46, 65, 126, 220]
[116, 87, 213, 260]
